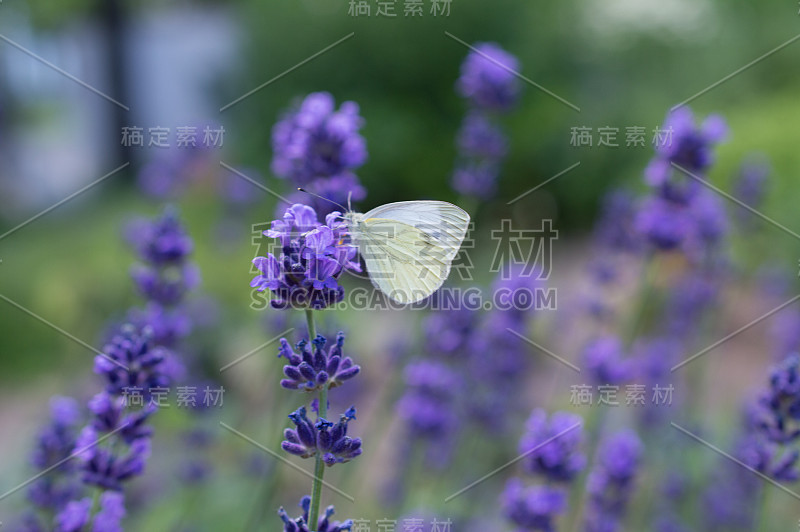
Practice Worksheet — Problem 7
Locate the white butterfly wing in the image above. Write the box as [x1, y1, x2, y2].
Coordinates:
[363, 201, 471, 255]
[355, 201, 470, 304]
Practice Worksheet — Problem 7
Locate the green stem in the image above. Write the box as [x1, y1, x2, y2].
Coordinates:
[755, 485, 770, 532]
[623, 253, 657, 348]
[305, 309, 328, 532]
[305, 309, 317, 341]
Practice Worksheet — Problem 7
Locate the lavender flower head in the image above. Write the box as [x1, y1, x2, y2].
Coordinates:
[592, 190, 643, 254]
[501, 479, 566, 532]
[518, 409, 585, 482]
[125, 207, 193, 266]
[397, 361, 461, 440]
[456, 43, 521, 112]
[281, 405, 362, 466]
[645, 107, 727, 197]
[75, 394, 155, 491]
[733, 159, 770, 212]
[272, 92, 367, 184]
[271, 92, 367, 215]
[581, 336, 631, 386]
[278, 496, 353, 532]
[737, 432, 799, 482]
[423, 308, 479, 357]
[251, 204, 360, 310]
[123, 207, 198, 349]
[28, 397, 83, 512]
[457, 112, 508, 159]
[635, 187, 728, 253]
[54, 498, 92, 532]
[94, 325, 172, 397]
[756, 353, 800, 443]
[451, 161, 500, 198]
[278, 332, 360, 391]
[584, 430, 643, 532]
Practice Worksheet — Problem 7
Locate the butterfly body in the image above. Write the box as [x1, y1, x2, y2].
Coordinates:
[343, 201, 470, 304]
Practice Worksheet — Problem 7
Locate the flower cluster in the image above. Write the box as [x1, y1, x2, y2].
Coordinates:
[451, 43, 521, 199]
[16, 208, 203, 531]
[732, 159, 770, 227]
[282, 405, 362, 466]
[397, 361, 462, 442]
[583, 430, 643, 532]
[503, 410, 584, 531]
[251, 204, 360, 310]
[75, 328, 167, 492]
[54, 491, 126, 532]
[94, 326, 172, 397]
[272, 92, 367, 215]
[518, 410, 586, 482]
[739, 354, 800, 480]
[581, 335, 632, 386]
[635, 108, 729, 255]
[25, 397, 84, 524]
[42, 327, 170, 531]
[124, 207, 198, 348]
[275, 326, 361, 527]
[278, 496, 353, 532]
[456, 43, 521, 112]
[278, 332, 360, 391]
[501, 480, 566, 532]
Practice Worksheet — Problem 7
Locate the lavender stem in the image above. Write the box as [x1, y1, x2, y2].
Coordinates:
[305, 309, 327, 532]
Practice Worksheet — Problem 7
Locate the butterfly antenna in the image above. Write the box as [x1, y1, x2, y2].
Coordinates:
[297, 188, 348, 212]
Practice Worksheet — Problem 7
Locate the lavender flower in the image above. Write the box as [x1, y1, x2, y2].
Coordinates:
[281, 406, 362, 466]
[583, 430, 643, 532]
[278, 496, 353, 532]
[635, 188, 728, 254]
[663, 273, 718, 336]
[738, 433, 799, 481]
[76, 424, 152, 491]
[456, 112, 508, 159]
[502, 479, 566, 532]
[456, 43, 521, 112]
[518, 410, 586, 482]
[27, 397, 83, 513]
[466, 268, 539, 429]
[644, 107, 727, 197]
[592, 190, 642, 254]
[94, 326, 172, 397]
[271, 92, 367, 214]
[92, 492, 126, 532]
[635, 108, 730, 255]
[733, 158, 770, 228]
[251, 204, 360, 310]
[632, 337, 681, 426]
[423, 308, 479, 357]
[126, 208, 193, 266]
[634, 195, 694, 251]
[451, 43, 521, 198]
[451, 161, 500, 198]
[277, 173, 367, 219]
[278, 332, 360, 391]
[123, 207, 198, 349]
[755, 354, 800, 444]
[581, 336, 631, 386]
[397, 361, 461, 440]
[54, 498, 92, 532]
[124, 303, 191, 351]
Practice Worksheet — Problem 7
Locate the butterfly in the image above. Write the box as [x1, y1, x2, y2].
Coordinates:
[342, 201, 470, 304]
